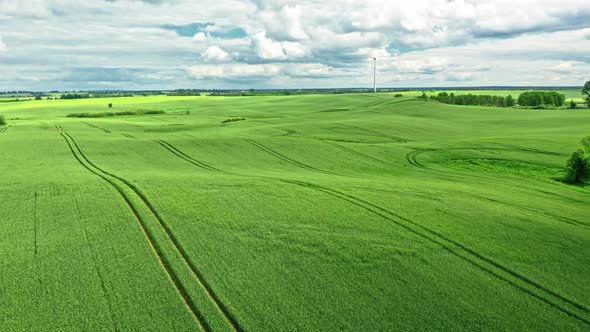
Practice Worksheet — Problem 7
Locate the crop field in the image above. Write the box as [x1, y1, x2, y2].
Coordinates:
[1, 94, 589, 331]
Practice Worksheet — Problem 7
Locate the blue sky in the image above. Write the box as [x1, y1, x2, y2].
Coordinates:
[0, 0, 589, 90]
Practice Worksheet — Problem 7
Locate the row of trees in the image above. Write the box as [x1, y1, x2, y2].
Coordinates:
[60, 93, 91, 100]
[430, 92, 515, 107]
[517, 91, 566, 107]
[167, 89, 201, 96]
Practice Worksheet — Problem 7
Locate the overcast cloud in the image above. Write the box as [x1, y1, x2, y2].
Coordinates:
[0, 0, 588, 90]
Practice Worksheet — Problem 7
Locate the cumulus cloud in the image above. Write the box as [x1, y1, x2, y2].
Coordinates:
[189, 63, 280, 79]
[0, 34, 6, 52]
[192, 32, 208, 42]
[0, 0, 588, 90]
[201, 45, 231, 62]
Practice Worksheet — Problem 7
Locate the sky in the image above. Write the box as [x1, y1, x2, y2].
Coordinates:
[0, 0, 589, 91]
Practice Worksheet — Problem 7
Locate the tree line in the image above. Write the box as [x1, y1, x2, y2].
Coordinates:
[517, 91, 565, 107]
[429, 90, 577, 108]
[429, 92, 515, 107]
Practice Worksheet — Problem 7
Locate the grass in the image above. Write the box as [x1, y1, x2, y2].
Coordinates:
[0, 93, 589, 330]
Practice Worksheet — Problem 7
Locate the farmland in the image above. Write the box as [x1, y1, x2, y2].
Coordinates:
[1, 93, 589, 331]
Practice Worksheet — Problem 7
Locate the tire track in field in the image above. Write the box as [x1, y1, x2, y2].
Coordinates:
[327, 141, 395, 166]
[405, 149, 431, 169]
[155, 140, 223, 173]
[405, 148, 590, 229]
[122, 133, 136, 139]
[57, 127, 209, 331]
[405, 145, 565, 170]
[33, 189, 38, 259]
[328, 124, 408, 143]
[0, 126, 8, 134]
[245, 138, 337, 175]
[84, 229, 119, 332]
[498, 144, 567, 157]
[468, 193, 590, 230]
[346, 124, 408, 143]
[83, 122, 111, 134]
[281, 180, 590, 325]
[57, 127, 240, 332]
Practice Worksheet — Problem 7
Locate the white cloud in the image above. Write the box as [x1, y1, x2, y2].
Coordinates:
[193, 32, 208, 42]
[0, 0, 589, 90]
[0, 34, 6, 52]
[201, 45, 231, 62]
[189, 63, 281, 79]
[252, 32, 287, 60]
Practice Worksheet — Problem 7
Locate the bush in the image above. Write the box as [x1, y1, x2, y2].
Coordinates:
[221, 117, 246, 124]
[564, 138, 590, 184]
[570, 100, 577, 109]
[564, 149, 588, 184]
[0, 114, 6, 126]
[67, 110, 164, 118]
[394, 94, 403, 97]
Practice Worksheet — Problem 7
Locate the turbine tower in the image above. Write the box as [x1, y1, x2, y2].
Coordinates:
[373, 57, 377, 94]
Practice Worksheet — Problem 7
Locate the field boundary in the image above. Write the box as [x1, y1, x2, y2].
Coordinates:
[57, 126, 242, 331]
[281, 179, 590, 325]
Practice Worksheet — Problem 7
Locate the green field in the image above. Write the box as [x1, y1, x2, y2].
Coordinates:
[1, 94, 589, 330]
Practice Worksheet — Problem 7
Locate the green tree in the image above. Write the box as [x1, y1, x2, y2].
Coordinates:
[0, 114, 6, 126]
[506, 95, 515, 107]
[583, 80, 590, 106]
[570, 100, 577, 109]
[564, 137, 590, 184]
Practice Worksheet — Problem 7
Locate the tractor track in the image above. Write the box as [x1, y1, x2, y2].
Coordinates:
[469, 194, 590, 230]
[404, 150, 430, 169]
[405, 149, 590, 230]
[245, 138, 337, 175]
[57, 127, 241, 332]
[155, 140, 223, 173]
[405, 145, 566, 171]
[122, 133, 136, 139]
[281, 179, 590, 325]
[328, 141, 394, 166]
[33, 189, 38, 259]
[84, 229, 120, 332]
[83, 122, 111, 134]
[328, 124, 408, 143]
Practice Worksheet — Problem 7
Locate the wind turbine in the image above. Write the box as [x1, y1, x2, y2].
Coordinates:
[372, 57, 377, 94]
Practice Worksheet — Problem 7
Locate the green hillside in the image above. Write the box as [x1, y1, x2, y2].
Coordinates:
[1, 94, 589, 331]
